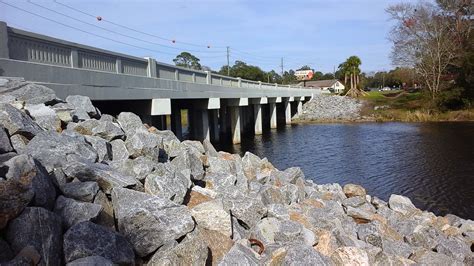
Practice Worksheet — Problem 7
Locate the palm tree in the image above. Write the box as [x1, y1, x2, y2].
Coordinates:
[339, 56, 366, 97]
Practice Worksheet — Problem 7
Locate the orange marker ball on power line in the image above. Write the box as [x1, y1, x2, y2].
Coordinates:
[207, 45, 211, 48]
[172, 40, 176, 43]
[96, 16, 102, 21]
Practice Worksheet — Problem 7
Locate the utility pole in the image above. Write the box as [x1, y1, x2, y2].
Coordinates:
[333, 66, 336, 80]
[226, 46, 230, 76]
[280, 57, 284, 76]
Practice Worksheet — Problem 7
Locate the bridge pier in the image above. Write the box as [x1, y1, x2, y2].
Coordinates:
[209, 109, 220, 142]
[296, 97, 303, 115]
[284, 97, 294, 125]
[223, 98, 248, 144]
[250, 97, 267, 135]
[268, 97, 281, 129]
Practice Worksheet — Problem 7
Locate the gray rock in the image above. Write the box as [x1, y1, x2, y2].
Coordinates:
[6, 207, 62, 266]
[25, 103, 61, 131]
[111, 187, 195, 257]
[343, 183, 367, 198]
[0, 82, 56, 105]
[0, 126, 13, 153]
[91, 120, 123, 141]
[410, 249, 463, 265]
[124, 130, 161, 158]
[172, 147, 205, 181]
[9, 134, 28, 153]
[260, 185, 287, 205]
[144, 162, 190, 204]
[381, 238, 414, 258]
[155, 129, 181, 157]
[54, 196, 102, 228]
[23, 130, 97, 172]
[190, 199, 232, 237]
[404, 226, 444, 250]
[0, 103, 43, 139]
[181, 140, 205, 154]
[110, 139, 129, 161]
[331, 246, 370, 265]
[109, 156, 157, 182]
[251, 217, 315, 246]
[66, 95, 97, 117]
[0, 161, 35, 228]
[267, 204, 290, 220]
[63, 221, 135, 264]
[62, 160, 139, 194]
[203, 139, 218, 157]
[435, 236, 470, 262]
[51, 102, 74, 123]
[148, 228, 209, 266]
[283, 244, 331, 265]
[293, 95, 363, 122]
[93, 191, 115, 230]
[0, 151, 17, 163]
[0, 239, 14, 262]
[84, 135, 112, 162]
[3, 154, 56, 210]
[66, 256, 114, 266]
[116, 112, 146, 136]
[60, 181, 99, 202]
[388, 194, 418, 215]
[222, 190, 267, 229]
[218, 240, 261, 266]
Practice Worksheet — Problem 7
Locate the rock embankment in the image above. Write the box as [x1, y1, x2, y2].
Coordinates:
[293, 95, 365, 122]
[0, 77, 473, 265]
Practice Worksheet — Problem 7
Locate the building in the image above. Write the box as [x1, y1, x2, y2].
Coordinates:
[297, 79, 345, 93]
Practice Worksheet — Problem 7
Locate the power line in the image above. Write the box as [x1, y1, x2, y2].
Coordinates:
[0, 1, 179, 56]
[53, 0, 226, 49]
[27, 0, 226, 55]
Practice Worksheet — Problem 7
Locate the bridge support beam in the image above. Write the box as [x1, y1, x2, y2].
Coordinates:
[209, 109, 220, 142]
[297, 97, 303, 115]
[268, 97, 281, 129]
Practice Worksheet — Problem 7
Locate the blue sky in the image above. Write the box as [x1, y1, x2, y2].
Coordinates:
[0, 0, 399, 74]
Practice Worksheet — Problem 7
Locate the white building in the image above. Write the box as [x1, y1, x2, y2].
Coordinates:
[297, 79, 345, 93]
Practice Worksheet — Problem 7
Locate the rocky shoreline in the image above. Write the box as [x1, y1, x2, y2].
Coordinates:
[0, 77, 473, 265]
[292, 95, 371, 123]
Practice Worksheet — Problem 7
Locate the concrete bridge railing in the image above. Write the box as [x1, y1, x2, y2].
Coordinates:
[0, 21, 319, 144]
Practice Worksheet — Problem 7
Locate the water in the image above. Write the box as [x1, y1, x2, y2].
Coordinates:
[216, 122, 474, 220]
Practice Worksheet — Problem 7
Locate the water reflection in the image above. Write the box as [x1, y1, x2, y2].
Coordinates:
[216, 122, 474, 219]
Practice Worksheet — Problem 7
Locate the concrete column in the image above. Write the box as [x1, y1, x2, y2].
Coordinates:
[171, 108, 182, 140]
[284, 100, 291, 124]
[0, 22, 9, 59]
[253, 104, 262, 135]
[210, 109, 220, 142]
[145, 57, 157, 77]
[219, 107, 228, 134]
[237, 77, 242, 87]
[198, 110, 210, 141]
[229, 106, 241, 144]
[269, 103, 277, 129]
[192, 73, 196, 83]
[297, 100, 303, 114]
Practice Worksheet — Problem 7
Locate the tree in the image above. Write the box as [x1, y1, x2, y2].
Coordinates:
[339, 56, 365, 97]
[386, 1, 470, 100]
[218, 61, 266, 81]
[173, 52, 202, 70]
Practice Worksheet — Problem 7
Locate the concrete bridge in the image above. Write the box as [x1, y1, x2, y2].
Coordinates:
[0, 21, 319, 144]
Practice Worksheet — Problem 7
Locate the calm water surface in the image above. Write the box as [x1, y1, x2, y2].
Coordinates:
[216, 122, 474, 220]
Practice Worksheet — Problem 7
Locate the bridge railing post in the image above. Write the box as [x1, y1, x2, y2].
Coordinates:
[0, 21, 9, 59]
[116, 57, 122, 73]
[70, 49, 79, 68]
[237, 77, 242, 88]
[145, 57, 157, 77]
[205, 71, 211, 84]
[258, 81, 262, 89]
[174, 69, 179, 80]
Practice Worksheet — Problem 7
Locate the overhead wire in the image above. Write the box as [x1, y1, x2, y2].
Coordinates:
[27, 0, 226, 56]
[53, 0, 227, 49]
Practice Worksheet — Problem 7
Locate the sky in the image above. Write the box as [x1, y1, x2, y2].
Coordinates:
[0, 0, 401, 74]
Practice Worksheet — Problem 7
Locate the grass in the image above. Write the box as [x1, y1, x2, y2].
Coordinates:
[360, 90, 474, 122]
